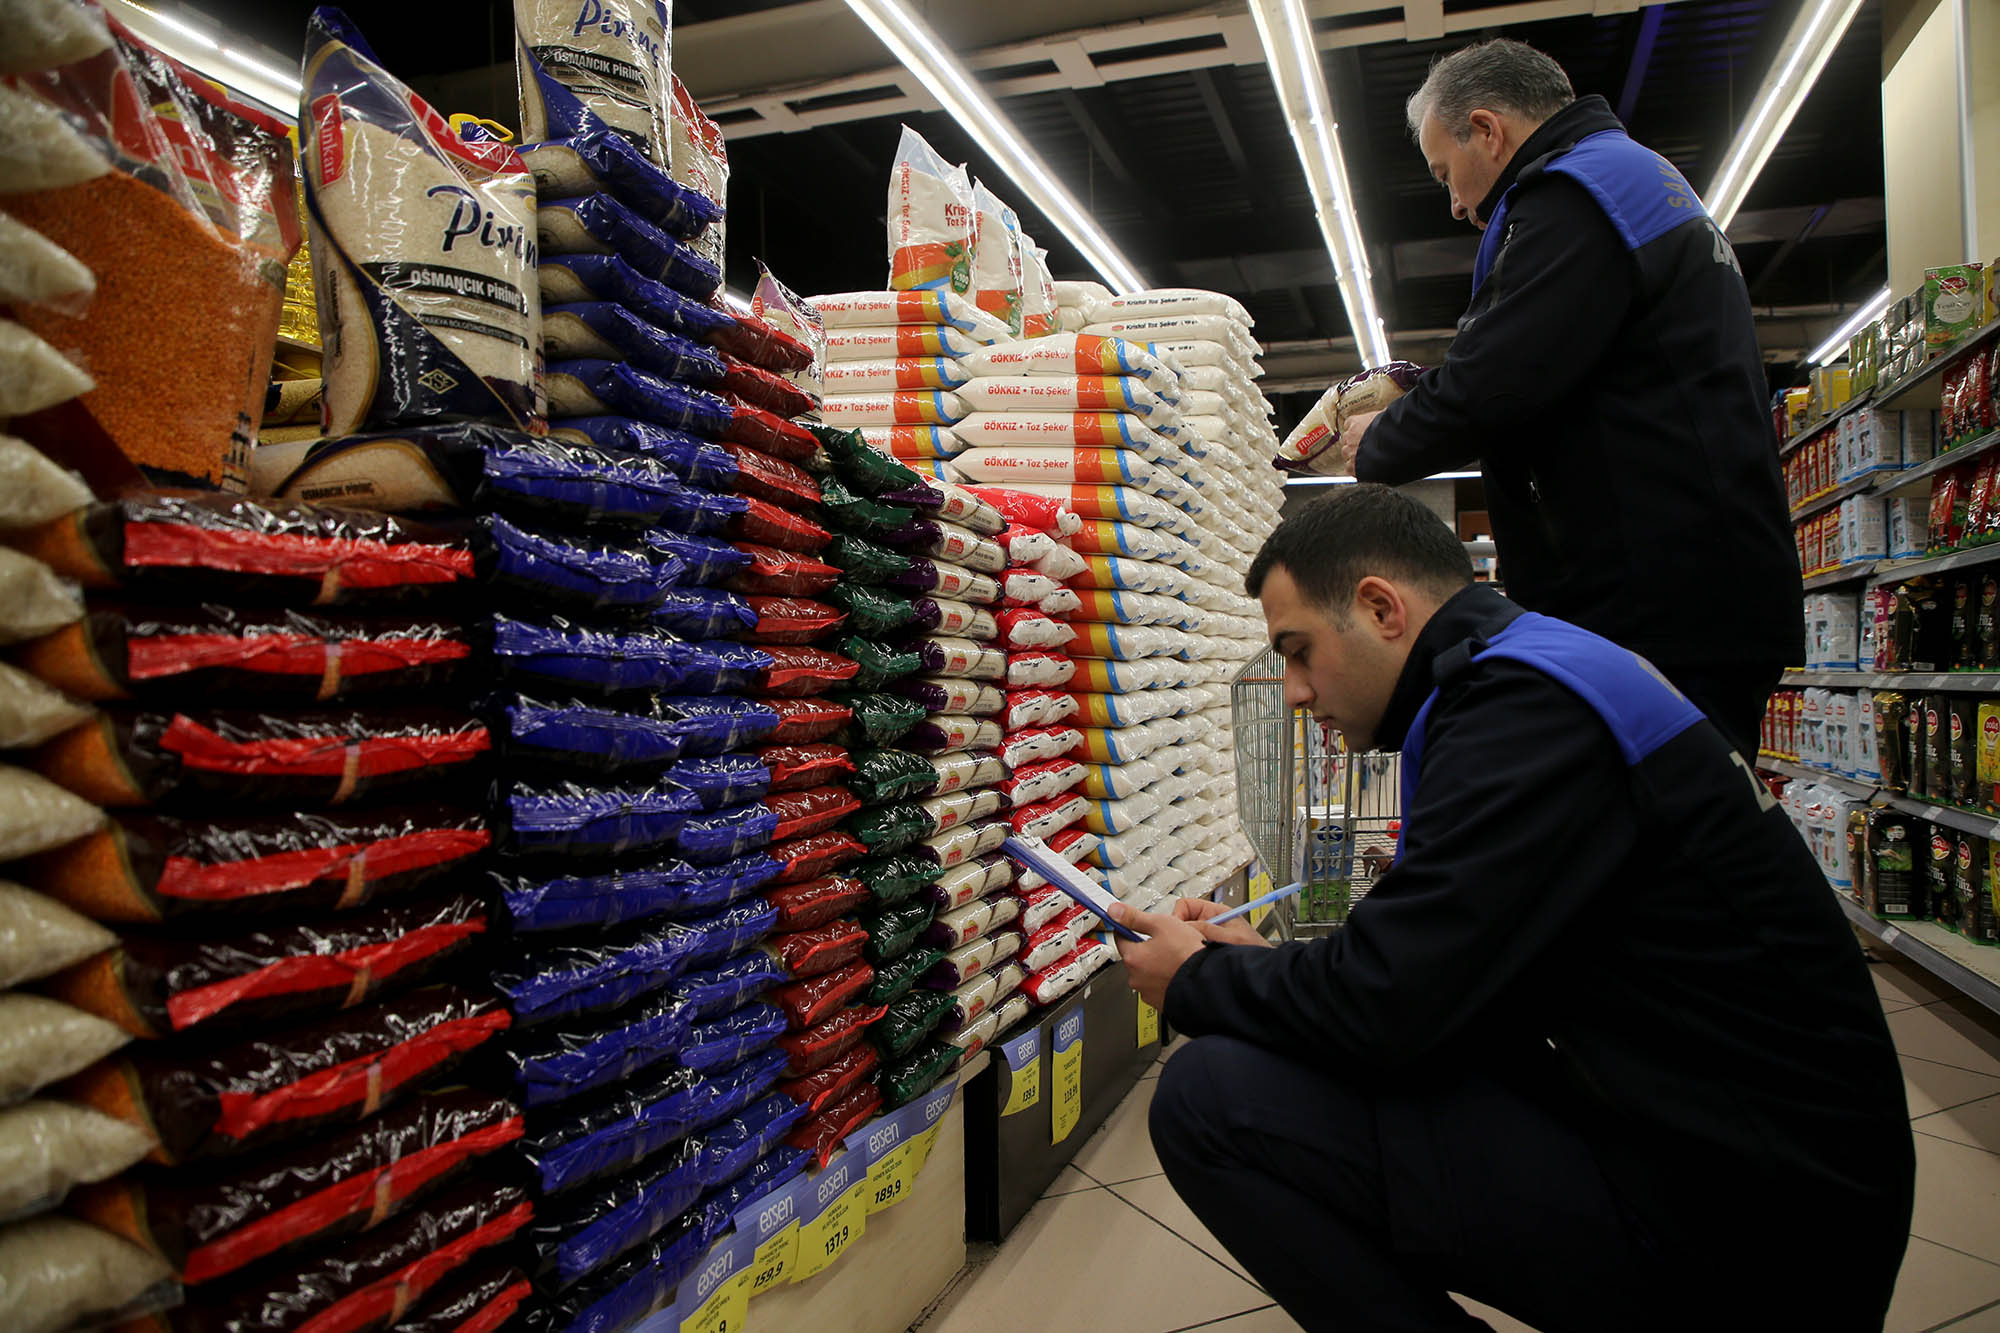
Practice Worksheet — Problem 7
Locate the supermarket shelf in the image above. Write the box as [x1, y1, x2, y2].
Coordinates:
[1802, 563, 1876, 589]
[1877, 316, 2000, 413]
[1760, 755, 2000, 839]
[1835, 893, 2000, 1018]
[1780, 669, 2000, 692]
[1875, 428, 2000, 497]
[1866, 544, 2000, 585]
[1781, 391, 1880, 461]
[1791, 472, 1878, 521]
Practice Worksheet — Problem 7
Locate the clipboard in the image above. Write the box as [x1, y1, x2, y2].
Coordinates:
[1002, 834, 1147, 942]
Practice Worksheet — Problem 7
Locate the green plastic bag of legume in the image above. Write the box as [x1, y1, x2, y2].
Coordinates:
[824, 534, 912, 585]
[881, 1039, 958, 1107]
[849, 749, 937, 804]
[852, 852, 941, 904]
[865, 946, 945, 1006]
[812, 424, 927, 496]
[835, 691, 926, 747]
[849, 802, 930, 855]
[863, 899, 937, 964]
[843, 635, 922, 689]
[821, 475, 915, 533]
[871, 987, 956, 1058]
[826, 580, 915, 635]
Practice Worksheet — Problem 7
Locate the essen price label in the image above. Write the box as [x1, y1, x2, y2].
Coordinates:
[1051, 1008, 1085, 1144]
[865, 1082, 956, 1215]
[999, 1029, 1041, 1117]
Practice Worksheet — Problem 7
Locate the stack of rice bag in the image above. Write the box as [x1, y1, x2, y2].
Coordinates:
[811, 290, 1014, 476]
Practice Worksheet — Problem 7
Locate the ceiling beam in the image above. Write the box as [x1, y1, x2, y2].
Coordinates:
[1614, 4, 1665, 125]
[1747, 200, 1833, 299]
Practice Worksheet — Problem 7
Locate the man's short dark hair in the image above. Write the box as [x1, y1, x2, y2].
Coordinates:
[1406, 38, 1575, 142]
[1246, 484, 1473, 619]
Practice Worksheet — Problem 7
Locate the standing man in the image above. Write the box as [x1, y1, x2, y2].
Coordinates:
[1113, 485, 1912, 1332]
[1338, 39, 1802, 756]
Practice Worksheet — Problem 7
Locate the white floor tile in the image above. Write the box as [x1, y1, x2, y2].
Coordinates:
[1041, 1165, 1099, 1198]
[1113, 1174, 1256, 1285]
[1884, 1238, 2000, 1333]
[1905, 1055, 2000, 1118]
[1887, 1004, 2000, 1078]
[1069, 1078, 1163, 1185]
[1913, 1134, 2000, 1266]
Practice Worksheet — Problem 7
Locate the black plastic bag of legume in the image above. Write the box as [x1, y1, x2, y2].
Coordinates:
[833, 691, 926, 747]
[841, 635, 921, 689]
[809, 425, 927, 496]
[864, 946, 944, 1006]
[823, 534, 912, 585]
[871, 987, 954, 1059]
[850, 852, 939, 904]
[862, 899, 937, 965]
[825, 582, 914, 638]
[848, 748, 937, 804]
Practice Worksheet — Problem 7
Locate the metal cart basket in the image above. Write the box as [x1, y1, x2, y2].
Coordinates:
[1230, 649, 1402, 940]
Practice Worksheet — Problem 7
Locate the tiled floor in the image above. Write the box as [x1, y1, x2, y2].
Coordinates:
[912, 949, 2000, 1333]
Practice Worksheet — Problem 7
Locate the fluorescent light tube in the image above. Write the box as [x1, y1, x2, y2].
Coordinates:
[1247, 0, 1390, 368]
[1808, 286, 1891, 364]
[220, 45, 301, 92]
[1705, 0, 1866, 230]
[842, 0, 1145, 293]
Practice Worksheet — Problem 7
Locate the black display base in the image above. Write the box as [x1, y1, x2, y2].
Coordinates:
[963, 958, 1160, 1242]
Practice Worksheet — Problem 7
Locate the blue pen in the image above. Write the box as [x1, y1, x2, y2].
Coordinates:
[1208, 881, 1305, 926]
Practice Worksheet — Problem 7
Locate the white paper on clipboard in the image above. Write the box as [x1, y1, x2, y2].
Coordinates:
[1003, 833, 1147, 941]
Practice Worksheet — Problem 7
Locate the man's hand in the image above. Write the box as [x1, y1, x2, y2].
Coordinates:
[1333, 409, 1382, 476]
[1172, 896, 1274, 950]
[1108, 902, 1207, 1011]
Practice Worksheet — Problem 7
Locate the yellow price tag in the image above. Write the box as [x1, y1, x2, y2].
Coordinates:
[1247, 868, 1274, 929]
[746, 1226, 798, 1300]
[1136, 997, 1159, 1048]
[1050, 1008, 1084, 1144]
[999, 1029, 1041, 1117]
[866, 1136, 917, 1214]
[792, 1156, 868, 1284]
[681, 1268, 751, 1333]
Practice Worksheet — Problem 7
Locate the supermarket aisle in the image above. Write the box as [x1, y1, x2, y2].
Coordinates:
[913, 953, 2000, 1333]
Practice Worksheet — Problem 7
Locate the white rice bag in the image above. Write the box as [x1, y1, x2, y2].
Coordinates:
[0, 1215, 173, 1333]
[0, 321, 91, 418]
[0, 216, 92, 317]
[0, 882, 111, 991]
[0, 994, 127, 1106]
[0, 1099, 152, 1223]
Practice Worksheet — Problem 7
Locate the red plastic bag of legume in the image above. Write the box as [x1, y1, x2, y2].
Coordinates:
[777, 1005, 887, 1076]
[755, 645, 859, 696]
[773, 961, 874, 1031]
[744, 599, 847, 646]
[758, 744, 855, 792]
[776, 1044, 877, 1117]
[720, 355, 819, 419]
[787, 1081, 884, 1169]
[756, 696, 852, 744]
[722, 444, 822, 512]
[768, 830, 866, 883]
[763, 875, 870, 931]
[716, 309, 813, 375]
[765, 785, 861, 840]
[728, 545, 840, 598]
[727, 499, 831, 554]
[723, 403, 819, 462]
[767, 920, 868, 979]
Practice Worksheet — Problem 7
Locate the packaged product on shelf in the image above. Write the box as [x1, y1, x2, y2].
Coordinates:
[303, 10, 542, 436]
[968, 181, 1025, 338]
[886, 126, 974, 295]
[515, 0, 672, 162]
[521, 131, 719, 238]
[811, 289, 1010, 343]
[0, 1214, 176, 1333]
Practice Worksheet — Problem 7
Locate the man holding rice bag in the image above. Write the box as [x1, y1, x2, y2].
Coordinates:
[1112, 485, 1909, 1333]
[1321, 39, 1800, 756]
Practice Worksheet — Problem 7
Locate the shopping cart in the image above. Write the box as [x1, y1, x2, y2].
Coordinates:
[1230, 650, 1403, 940]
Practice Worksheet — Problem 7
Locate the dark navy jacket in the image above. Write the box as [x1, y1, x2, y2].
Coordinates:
[1166, 587, 1911, 1326]
[1358, 97, 1803, 670]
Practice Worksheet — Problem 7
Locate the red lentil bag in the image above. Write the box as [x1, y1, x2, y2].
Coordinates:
[765, 785, 861, 840]
[773, 961, 876, 1032]
[60, 984, 509, 1165]
[117, 1180, 532, 1333]
[785, 1082, 883, 1169]
[775, 1044, 878, 1117]
[9, 495, 474, 605]
[721, 444, 820, 512]
[766, 920, 868, 979]
[31, 706, 490, 808]
[70, 1089, 523, 1285]
[757, 696, 851, 744]
[727, 498, 831, 555]
[17, 606, 471, 703]
[763, 876, 870, 932]
[744, 598, 846, 646]
[756, 645, 860, 697]
[44, 892, 487, 1039]
[776, 1004, 888, 1076]
[767, 830, 867, 883]
[23, 804, 491, 924]
[757, 743, 855, 792]
[727, 543, 839, 598]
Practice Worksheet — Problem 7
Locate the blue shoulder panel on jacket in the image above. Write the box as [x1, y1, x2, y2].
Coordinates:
[1542, 129, 1706, 252]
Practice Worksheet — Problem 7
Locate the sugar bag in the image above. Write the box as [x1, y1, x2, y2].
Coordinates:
[303, 10, 541, 434]
[887, 126, 974, 294]
[1020, 238, 1059, 338]
[1275, 361, 1427, 475]
[826, 324, 980, 362]
[811, 289, 1010, 342]
[968, 181, 1025, 338]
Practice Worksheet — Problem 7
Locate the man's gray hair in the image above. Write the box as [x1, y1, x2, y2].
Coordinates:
[1405, 39, 1575, 142]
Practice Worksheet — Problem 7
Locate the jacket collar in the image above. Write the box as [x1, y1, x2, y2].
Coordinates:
[1375, 584, 1525, 751]
[1474, 94, 1627, 226]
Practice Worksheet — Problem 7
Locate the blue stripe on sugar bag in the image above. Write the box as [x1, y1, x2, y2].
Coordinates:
[540, 253, 737, 345]
[522, 133, 722, 240]
[545, 360, 736, 436]
[542, 302, 727, 385]
[480, 515, 683, 615]
[537, 193, 723, 299]
[546, 417, 738, 491]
